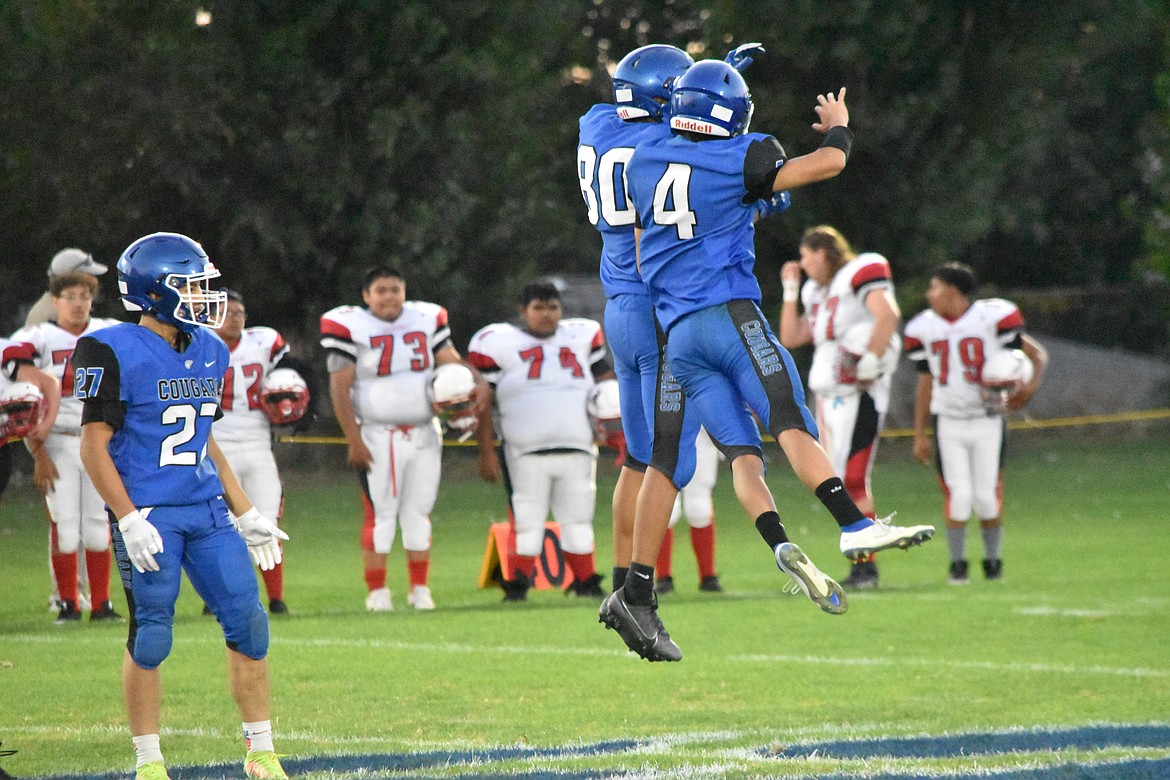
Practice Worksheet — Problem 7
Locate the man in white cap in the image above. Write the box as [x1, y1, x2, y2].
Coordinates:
[19, 247, 107, 614]
[24, 248, 108, 327]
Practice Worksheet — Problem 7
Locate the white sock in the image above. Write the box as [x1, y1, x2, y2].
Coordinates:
[132, 734, 164, 767]
[243, 719, 274, 753]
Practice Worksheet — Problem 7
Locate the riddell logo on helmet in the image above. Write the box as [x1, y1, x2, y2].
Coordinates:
[617, 106, 649, 120]
[670, 116, 729, 136]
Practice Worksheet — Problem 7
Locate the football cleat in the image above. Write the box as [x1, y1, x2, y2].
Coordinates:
[90, 601, 124, 622]
[364, 587, 392, 612]
[654, 575, 674, 595]
[598, 588, 682, 662]
[500, 578, 529, 602]
[268, 599, 288, 614]
[698, 575, 724, 593]
[565, 573, 605, 598]
[841, 558, 880, 591]
[54, 600, 81, 624]
[244, 750, 289, 779]
[840, 513, 934, 560]
[948, 559, 970, 585]
[982, 558, 1003, 581]
[774, 543, 848, 615]
[135, 761, 171, 780]
[406, 584, 436, 610]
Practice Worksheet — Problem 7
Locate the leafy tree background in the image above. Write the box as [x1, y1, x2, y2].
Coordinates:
[2, 0, 1167, 354]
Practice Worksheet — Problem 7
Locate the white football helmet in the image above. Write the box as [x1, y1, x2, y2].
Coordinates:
[586, 379, 623, 439]
[259, 368, 310, 426]
[428, 364, 478, 441]
[0, 381, 47, 441]
[981, 348, 1034, 413]
[837, 321, 901, 383]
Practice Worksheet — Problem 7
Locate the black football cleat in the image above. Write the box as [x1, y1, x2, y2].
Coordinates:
[598, 587, 681, 662]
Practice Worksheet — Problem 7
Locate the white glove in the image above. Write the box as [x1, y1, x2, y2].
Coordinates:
[118, 509, 164, 574]
[856, 351, 882, 382]
[233, 507, 289, 571]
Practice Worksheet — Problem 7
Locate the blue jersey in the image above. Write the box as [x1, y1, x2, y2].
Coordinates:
[626, 131, 786, 331]
[577, 103, 673, 298]
[73, 323, 229, 507]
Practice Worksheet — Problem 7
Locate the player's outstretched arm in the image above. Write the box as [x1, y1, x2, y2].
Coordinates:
[773, 88, 851, 192]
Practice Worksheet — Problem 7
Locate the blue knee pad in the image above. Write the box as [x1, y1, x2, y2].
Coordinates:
[221, 600, 270, 659]
[130, 621, 174, 670]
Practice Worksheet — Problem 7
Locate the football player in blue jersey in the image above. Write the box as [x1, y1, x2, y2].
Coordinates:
[612, 60, 935, 657]
[74, 233, 289, 780]
[578, 44, 702, 661]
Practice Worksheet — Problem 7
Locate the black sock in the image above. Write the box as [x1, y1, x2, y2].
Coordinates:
[624, 562, 655, 606]
[815, 477, 866, 528]
[754, 511, 789, 550]
[612, 566, 628, 591]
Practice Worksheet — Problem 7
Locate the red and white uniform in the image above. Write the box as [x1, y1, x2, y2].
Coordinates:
[11, 319, 117, 555]
[1, 338, 39, 440]
[467, 318, 606, 557]
[904, 298, 1026, 521]
[212, 326, 289, 522]
[320, 302, 450, 554]
[668, 427, 719, 530]
[801, 253, 897, 500]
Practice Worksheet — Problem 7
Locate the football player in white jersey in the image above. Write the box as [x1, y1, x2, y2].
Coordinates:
[655, 427, 722, 594]
[904, 263, 1047, 584]
[11, 271, 120, 622]
[321, 266, 477, 612]
[779, 226, 902, 590]
[213, 289, 315, 614]
[469, 281, 613, 601]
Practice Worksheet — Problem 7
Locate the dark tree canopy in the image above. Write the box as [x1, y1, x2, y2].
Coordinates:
[2, 0, 1167, 352]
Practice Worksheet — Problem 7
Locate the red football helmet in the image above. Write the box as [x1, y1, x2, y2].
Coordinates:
[428, 364, 478, 442]
[0, 381, 47, 441]
[259, 368, 310, 426]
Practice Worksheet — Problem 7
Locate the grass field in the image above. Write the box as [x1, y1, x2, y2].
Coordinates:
[1, 430, 1168, 779]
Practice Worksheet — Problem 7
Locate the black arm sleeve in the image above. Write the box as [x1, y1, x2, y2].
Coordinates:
[742, 136, 787, 203]
[914, 359, 931, 374]
[73, 337, 127, 430]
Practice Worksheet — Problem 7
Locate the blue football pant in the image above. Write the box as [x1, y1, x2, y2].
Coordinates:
[112, 497, 267, 669]
[665, 300, 818, 458]
[605, 292, 700, 489]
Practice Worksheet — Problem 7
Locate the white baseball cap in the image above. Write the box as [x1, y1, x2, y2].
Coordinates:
[48, 248, 108, 277]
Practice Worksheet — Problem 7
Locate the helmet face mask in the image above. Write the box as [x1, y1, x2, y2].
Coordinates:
[612, 45, 694, 123]
[260, 368, 310, 426]
[0, 382, 47, 441]
[669, 59, 754, 137]
[117, 232, 228, 334]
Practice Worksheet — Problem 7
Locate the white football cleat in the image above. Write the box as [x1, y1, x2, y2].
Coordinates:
[406, 584, 435, 610]
[774, 543, 847, 615]
[840, 513, 935, 560]
[364, 587, 393, 612]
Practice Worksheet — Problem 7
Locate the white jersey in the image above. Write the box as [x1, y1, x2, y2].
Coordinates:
[904, 298, 1025, 419]
[212, 326, 290, 444]
[320, 301, 451, 427]
[10, 318, 117, 434]
[803, 252, 896, 402]
[468, 318, 606, 456]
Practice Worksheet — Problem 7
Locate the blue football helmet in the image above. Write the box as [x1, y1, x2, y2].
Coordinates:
[117, 232, 227, 333]
[612, 45, 694, 122]
[669, 59, 754, 138]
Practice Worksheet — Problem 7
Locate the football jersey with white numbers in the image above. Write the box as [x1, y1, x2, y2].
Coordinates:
[212, 326, 290, 443]
[319, 302, 451, 427]
[803, 253, 895, 398]
[467, 319, 606, 455]
[903, 298, 1025, 418]
[10, 318, 118, 434]
[577, 103, 672, 299]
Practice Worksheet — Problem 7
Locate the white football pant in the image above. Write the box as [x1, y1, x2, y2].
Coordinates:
[504, 448, 596, 556]
[217, 439, 284, 523]
[935, 415, 1005, 522]
[362, 421, 441, 553]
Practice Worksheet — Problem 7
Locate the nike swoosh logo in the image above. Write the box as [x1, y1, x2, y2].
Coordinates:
[635, 572, 651, 579]
[204, 361, 215, 367]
